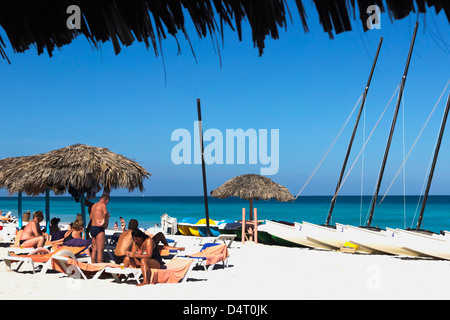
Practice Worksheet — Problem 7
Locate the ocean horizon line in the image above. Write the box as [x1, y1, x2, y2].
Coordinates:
[1, 194, 449, 198]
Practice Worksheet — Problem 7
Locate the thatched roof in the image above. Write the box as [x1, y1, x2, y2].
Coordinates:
[0, 144, 150, 196]
[210, 173, 294, 202]
[0, 0, 448, 63]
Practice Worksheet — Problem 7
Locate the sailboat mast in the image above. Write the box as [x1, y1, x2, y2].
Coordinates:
[197, 98, 212, 236]
[367, 22, 419, 228]
[416, 92, 450, 230]
[325, 37, 383, 226]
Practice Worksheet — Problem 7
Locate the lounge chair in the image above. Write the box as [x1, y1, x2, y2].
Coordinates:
[104, 258, 195, 285]
[51, 256, 120, 280]
[182, 243, 229, 271]
[0, 225, 17, 243]
[149, 258, 195, 284]
[3, 245, 90, 274]
[0, 211, 17, 224]
[104, 232, 122, 261]
[197, 234, 237, 248]
[103, 266, 143, 284]
[214, 234, 237, 248]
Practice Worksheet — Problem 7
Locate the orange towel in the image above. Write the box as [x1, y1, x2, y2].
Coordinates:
[51, 257, 120, 275]
[189, 244, 229, 266]
[9, 245, 87, 263]
[150, 258, 193, 284]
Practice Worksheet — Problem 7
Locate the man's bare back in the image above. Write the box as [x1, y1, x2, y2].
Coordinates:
[114, 230, 134, 256]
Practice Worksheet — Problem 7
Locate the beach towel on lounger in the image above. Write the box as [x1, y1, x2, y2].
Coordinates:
[9, 245, 88, 263]
[189, 243, 229, 266]
[149, 258, 193, 284]
[63, 238, 92, 247]
[51, 257, 119, 277]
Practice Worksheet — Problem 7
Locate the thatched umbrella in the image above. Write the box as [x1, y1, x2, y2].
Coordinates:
[0, 144, 150, 232]
[210, 173, 294, 220]
[0, 0, 448, 63]
[2, 144, 150, 196]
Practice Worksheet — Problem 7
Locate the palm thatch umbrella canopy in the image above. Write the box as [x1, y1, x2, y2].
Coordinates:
[210, 173, 294, 220]
[0, 0, 448, 63]
[0, 144, 151, 196]
[0, 144, 150, 231]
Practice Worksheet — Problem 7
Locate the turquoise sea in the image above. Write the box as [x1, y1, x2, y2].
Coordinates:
[0, 196, 450, 232]
[2, 195, 450, 233]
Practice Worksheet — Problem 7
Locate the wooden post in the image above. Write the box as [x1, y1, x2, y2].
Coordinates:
[249, 198, 253, 221]
[242, 208, 246, 243]
[254, 208, 258, 244]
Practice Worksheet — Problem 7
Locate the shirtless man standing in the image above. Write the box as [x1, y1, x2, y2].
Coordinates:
[20, 211, 49, 248]
[89, 193, 110, 263]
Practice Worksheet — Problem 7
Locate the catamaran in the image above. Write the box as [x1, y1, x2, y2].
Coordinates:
[385, 90, 450, 259]
[299, 37, 383, 251]
[262, 37, 384, 250]
[261, 220, 332, 249]
[340, 22, 420, 256]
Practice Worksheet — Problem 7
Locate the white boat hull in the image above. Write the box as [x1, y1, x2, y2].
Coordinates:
[300, 221, 346, 250]
[342, 224, 417, 256]
[391, 228, 450, 260]
[263, 220, 331, 250]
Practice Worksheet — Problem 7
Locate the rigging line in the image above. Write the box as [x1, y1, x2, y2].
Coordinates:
[293, 93, 363, 200]
[330, 83, 401, 205]
[411, 150, 434, 229]
[360, 93, 366, 227]
[379, 80, 450, 205]
[364, 162, 383, 226]
[410, 86, 450, 228]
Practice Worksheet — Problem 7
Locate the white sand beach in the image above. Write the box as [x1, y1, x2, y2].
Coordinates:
[1, 231, 450, 300]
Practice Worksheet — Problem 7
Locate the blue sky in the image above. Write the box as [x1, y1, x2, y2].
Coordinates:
[0, 1, 449, 197]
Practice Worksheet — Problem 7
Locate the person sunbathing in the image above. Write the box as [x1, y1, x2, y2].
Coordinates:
[114, 219, 184, 264]
[113, 219, 139, 263]
[20, 211, 50, 248]
[123, 229, 162, 286]
[50, 221, 86, 244]
[0, 210, 13, 222]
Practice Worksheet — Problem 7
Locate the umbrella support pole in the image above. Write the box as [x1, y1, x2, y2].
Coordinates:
[80, 193, 86, 239]
[18, 191, 22, 229]
[241, 208, 258, 244]
[45, 189, 50, 234]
